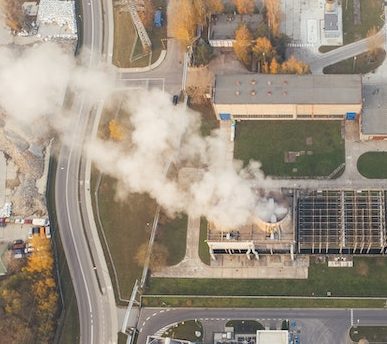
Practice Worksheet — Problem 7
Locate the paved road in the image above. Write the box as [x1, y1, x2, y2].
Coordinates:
[138, 307, 387, 344]
[309, 28, 385, 73]
[55, 0, 117, 343]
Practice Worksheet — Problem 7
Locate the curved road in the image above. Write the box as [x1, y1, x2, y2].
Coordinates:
[55, 0, 117, 343]
[138, 307, 387, 344]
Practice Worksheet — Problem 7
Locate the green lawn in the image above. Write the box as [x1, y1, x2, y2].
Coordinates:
[357, 152, 387, 178]
[142, 296, 386, 308]
[350, 326, 387, 343]
[226, 320, 264, 334]
[146, 257, 387, 297]
[198, 218, 211, 265]
[156, 213, 188, 266]
[234, 121, 345, 177]
[319, 0, 384, 52]
[323, 49, 386, 74]
[162, 320, 203, 342]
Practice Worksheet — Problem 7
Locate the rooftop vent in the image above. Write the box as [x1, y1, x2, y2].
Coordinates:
[283, 80, 288, 85]
[267, 91, 272, 96]
[236, 80, 241, 86]
[267, 81, 272, 86]
[251, 90, 256, 96]
[251, 79, 256, 85]
[235, 90, 240, 96]
[283, 91, 288, 96]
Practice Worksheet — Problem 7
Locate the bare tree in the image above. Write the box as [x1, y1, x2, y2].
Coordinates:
[186, 67, 214, 103]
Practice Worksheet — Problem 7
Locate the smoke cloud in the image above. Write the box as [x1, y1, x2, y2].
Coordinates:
[89, 90, 281, 228]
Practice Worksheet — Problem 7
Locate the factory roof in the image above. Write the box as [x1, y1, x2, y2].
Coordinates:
[213, 74, 362, 105]
[37, 0, 77, 39]
[209, 14, 262, 41]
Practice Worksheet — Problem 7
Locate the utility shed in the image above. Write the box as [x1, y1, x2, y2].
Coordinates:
[212, 74, 362, 120]
[256, 330, 289, 344]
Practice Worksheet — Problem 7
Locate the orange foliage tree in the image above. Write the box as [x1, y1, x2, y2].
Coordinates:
[281, 56, 310, 74]
[109, 119, 125, 141]
[169, 0, 197, 46]
[233, 0, 255, 14]
[265, 0, 281, 37]
[233, 24, 253, 65]
[207, 0, 224, 13]
[270, 57, 281, 73]
[137, 0, 155, 30]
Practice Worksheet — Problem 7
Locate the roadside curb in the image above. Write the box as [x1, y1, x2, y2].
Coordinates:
[116, 49, 167, 73]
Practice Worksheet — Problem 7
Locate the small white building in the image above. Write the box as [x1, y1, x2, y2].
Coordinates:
[37, 0, 77, 40]
[256, 330, 289, 344]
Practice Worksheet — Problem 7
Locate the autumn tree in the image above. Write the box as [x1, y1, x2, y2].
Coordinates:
[234, 0, 255, 14]
[281, 56, 310, 74]
[193, 0, 207, 26]
[24, 236, 53, 275]
[367, 26, 382, 58]
[169, 0, 197, 46]
[270, 57, 280, 73]
[233, 24, 253, 65]
[137, 0, 155, 30]
[135, 242, 169, 271]
[109, 119, 125, 141]
[0, 0, 24, 32]
[253, 36, 275, 60]
[207, 0, 224, 13]
[265, 0, 281, 37]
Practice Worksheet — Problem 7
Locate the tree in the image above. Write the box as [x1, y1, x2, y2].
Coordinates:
[252, 36, 275, 60]
[109, 119, 124, 141]
[265, 0, 281, 37]
[193, 40, 213, 66]
[24, 236, 53, 275]
[233, 24, 253, 65]
[193, 0, 207, 26]
[0, 0, 23, 32]
[135, 242, 169, 271]
[367, 26, 382, 58]
[270, 57, 280, 73]
[169, 0, 197, 46]
[281, 56, 310, 74]
[137, 0, 155, 30]
[207, 0, 224, 13]
[233, 0, 255, 14]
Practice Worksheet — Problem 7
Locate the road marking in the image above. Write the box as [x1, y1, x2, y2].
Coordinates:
[146, 316, 151, 321]
[350, 309, 354, 326]
[152, 312, 157, 317]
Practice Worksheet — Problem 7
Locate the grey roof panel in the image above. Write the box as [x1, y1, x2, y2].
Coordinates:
[214, 74, 362, 105]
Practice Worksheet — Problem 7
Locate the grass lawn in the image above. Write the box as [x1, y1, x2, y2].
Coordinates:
[189, 102, 219, 137]
[350, 326, 387, 343]
[162, 320, 203, 342]
[226, 320, 264, 334]
[141, 296, 386, 309]
[198, 218, 211, 265]
[323, 49, 386, 74]
[234, 121, 345, 177]
[113, 1, 167, 68]
[112, 9, 137, 68]
[319, 0, 384, 52]
[146, 257, 387, 297]
[94, 174, 157, 300]
[156, 213, 188, 266]
[357, 152, 387, 178]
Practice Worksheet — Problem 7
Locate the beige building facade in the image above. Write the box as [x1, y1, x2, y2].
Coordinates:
[212, 74, 363, 121]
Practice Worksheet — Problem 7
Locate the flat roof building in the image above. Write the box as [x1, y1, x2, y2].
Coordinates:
[212, 74, 362, 121]
[256, 330, 289, 344]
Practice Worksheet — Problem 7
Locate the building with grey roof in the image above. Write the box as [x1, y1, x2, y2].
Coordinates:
[212, 74, 362, 121]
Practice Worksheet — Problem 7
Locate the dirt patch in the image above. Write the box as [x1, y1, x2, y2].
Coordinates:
[356, 261, 369, 277]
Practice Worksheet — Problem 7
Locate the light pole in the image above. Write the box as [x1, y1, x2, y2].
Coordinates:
[353, 56, 357, 73]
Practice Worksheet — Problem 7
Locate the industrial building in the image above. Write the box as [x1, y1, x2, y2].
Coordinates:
[206, 189, 387, 261]
[212, 74, 362, 121]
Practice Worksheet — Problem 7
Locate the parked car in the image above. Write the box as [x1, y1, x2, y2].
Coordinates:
[13, 248, 24, 259]
[172, 94, 179, 105]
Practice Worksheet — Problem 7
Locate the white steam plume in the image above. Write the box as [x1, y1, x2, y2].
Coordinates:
[89, 90, 281, 228]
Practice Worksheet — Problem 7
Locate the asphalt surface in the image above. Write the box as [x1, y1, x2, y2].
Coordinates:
[55, 0, 117, 343]
[138, 307, 387, 344]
